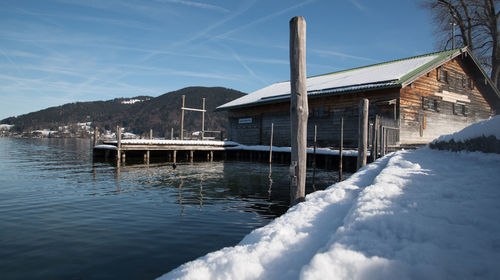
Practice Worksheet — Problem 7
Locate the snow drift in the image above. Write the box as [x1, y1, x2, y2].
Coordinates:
[158, 117, 500, 280]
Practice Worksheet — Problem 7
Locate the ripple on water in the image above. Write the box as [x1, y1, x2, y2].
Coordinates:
[0, 138, 343, 279]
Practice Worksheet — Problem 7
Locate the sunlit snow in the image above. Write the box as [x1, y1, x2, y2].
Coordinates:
[158, 117, 500, 280]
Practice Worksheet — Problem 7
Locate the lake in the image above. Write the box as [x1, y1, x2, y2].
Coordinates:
[0, 138, 342, 279]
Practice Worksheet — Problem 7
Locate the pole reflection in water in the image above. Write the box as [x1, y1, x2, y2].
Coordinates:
[199, 174, 203, 210]
[115, 165, 121, 193]
[267, 164, 273, 201]
[178, 176, 185, 215]
[1, 138, 351, 280]
[311, 161, 317, 192]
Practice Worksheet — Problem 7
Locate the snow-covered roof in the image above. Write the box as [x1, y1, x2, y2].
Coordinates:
[218, 48, 464, 110]
[103, 139, 238, 146]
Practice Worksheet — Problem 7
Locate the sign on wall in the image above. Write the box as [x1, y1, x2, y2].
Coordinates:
[238, 118, 253, 124]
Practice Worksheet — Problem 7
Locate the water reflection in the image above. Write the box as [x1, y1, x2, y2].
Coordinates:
[0, 138, 350, 280]
[199, 174, 204, 210]
[178, 176, 184, 215]
[267, 164, 273, 201]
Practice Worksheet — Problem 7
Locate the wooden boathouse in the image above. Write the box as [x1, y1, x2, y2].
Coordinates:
[217, 47, 500, 150]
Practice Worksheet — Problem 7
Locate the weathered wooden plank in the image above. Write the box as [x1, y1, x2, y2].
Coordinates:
[357, 98, 369, 169]
[289, 16, 307, 205]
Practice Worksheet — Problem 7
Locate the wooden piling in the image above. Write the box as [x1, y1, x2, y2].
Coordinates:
[180, 95, 185, 140]
[93, 127, 98, 147]
[385, 129, 389, 154]
[210, 151, 213, 162]
[357, 98, 369, 170]
[190, 150, 194, 163]
[289, 16, 308, 205]
[173, 150, 177, 163]
[171, 127, 174, 140]
[312, 124, 317, 189]
[339, 117, 344, 181]
[313, 124, 317, 167]
[201, 98, 206, 140]
[269, 123, 274, 164]
[150, 129, 153, 140]
[380, 127, 386, 157]
[116, 125, 121, 148]
[116, 125, 121, 163]
[372, 115, 379, 161]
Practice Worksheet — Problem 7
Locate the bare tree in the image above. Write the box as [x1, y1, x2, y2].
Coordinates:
[422, 0, 499, 89]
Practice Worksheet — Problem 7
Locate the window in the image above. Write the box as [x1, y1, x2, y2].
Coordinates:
[453, 103, 468, 116]
[467, 78, 474, 89]
[312, 106, 328, 118]
[438, 68, 448, 83]
[422, 97, 440, 112]
[461, 74, 466, 88]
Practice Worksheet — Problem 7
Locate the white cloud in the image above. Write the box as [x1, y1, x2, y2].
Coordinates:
[159, 0, 229, 13]
[311, 49, 379, 63]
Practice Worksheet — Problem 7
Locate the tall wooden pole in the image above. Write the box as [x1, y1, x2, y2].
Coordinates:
[289, 16, 308, 205]
[312, 124, 317, 191]
[93, 127, 98, 147]
[180, 95, 185, 140]
[313, 124, 317, 167]
[357, 98, 369, 170]
[339, 117, 344, 181]
[269, 123, 274, 164]
[116, 125, 121, 148]
[201, 98, 206, 140]
[372, 115, 379, 161]
[150, 128, 153, 140]
[116, 125, 121, 163]
[171, 127, 174, 140]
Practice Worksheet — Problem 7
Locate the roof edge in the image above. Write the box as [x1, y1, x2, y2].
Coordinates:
[398, 47, 465, 87]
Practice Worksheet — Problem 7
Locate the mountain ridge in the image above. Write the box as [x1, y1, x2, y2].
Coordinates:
[1, 86, 246, 137]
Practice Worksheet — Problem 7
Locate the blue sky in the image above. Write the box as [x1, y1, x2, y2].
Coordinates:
[0, 0, 436, 120]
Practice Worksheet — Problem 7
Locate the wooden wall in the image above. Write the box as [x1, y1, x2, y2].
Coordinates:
[227, 56, 495, 147]
[228, 88, 400, 147]
[399, 57, 493, 144]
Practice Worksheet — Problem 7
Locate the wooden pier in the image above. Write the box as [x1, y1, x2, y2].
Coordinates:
[93, 139, 360, 172]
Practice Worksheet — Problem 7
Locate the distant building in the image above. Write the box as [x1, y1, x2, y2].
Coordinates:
[217, 48, 499, 149]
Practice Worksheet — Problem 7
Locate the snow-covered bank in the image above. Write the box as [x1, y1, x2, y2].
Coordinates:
[430, 116, 500, 154]
[158, 147, 500, 279]
[157, 116, 500, 279]
[432, 115, 500, 143]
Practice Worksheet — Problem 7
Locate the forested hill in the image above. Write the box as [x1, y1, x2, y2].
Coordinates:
[1, 87, 246, 137]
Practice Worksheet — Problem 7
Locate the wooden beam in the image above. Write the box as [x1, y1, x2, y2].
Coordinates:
[116, 125, 121, 164]
[289, 16, 308, 205]
[180, 95, 185, 140]
[93, 127, 98, 147]
[357, 98, 369, 170]
[269, 123, 274, 164]
[181, 107, 206, 112]
[202, 98, 206, 140]
[372, 115, 379, 161]
[116, 125, 121, 148]
[339, 117, 344, 181]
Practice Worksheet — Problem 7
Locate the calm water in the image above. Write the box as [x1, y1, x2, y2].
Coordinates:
[0, 138, 340, 279]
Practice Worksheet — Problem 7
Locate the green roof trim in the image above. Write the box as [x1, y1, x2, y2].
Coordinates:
[396, 48, 464, 85]
[310, 47, 464, 81]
